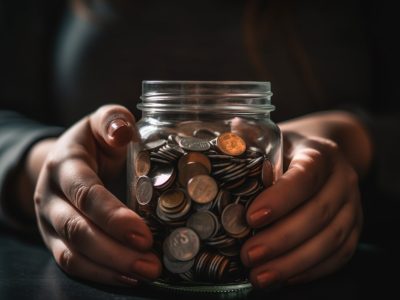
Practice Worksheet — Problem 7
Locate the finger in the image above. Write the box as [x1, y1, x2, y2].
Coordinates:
[41, 197, 161, 280]
[90, 104, 138, 151]
[287, 225, 360, 285]
[51, 157, 153, 251]
[47, 236, 140, 287]
[241, 162, 357, 267]
[249, 198, 357, 289]
[246, 137, 337, 228]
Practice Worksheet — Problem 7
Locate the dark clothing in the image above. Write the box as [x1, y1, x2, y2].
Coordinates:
[1, 1, 399, 240]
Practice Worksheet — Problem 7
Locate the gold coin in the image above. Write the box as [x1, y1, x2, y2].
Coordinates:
[216, 133, 246, 156]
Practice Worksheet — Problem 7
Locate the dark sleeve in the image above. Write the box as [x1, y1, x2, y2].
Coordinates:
[346, 107, 400, 243]
[0, 110, 64, 232]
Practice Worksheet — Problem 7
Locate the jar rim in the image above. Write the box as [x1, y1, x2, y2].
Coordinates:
[139, 80, 274, 114]
[141, 80, 271, 95]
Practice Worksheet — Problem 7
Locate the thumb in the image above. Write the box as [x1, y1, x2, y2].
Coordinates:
[89, 104, 139, 155]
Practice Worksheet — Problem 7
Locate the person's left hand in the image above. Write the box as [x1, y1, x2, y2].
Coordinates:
[240, 114, 365, 289]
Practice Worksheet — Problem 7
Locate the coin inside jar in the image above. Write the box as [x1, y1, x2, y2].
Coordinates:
[216, 132, 246, 156]
[135, 151, 151, 176]
[187, 174, 218, 204]
[178, 161, 209, 187]
[135, 176, 153, 205]
[178, 152, 212, 174]
[186, 211, 219, 240]
[164, 227, 200, 261]
[221, 203, 250, 238]
[159, 189, 186, 211]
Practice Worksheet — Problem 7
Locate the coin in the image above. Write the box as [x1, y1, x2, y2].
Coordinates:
[145, 139, 167, 150]
[163, 254, 195, 274]
[177, 136, 211, 152]
[159, 189, 185, 211]
[261, 159, 274, 188]
[187, 174, 218, 204]
[178, 152, 212, 173]
[221, 203, 249, 237]
[135, 176, 153, 205]
[216, 133, 246, 156]
[165, 227, 200, 261]
[149, 164, 175, 189]
[193, 128, 218, 140]
[178, 161, 209, 187]
[135, 151, 151, 176]
[186, 211, 219, 240]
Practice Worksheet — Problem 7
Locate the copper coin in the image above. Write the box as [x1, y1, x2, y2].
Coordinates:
[159, 189, 185, 210]
[178, 152, 212, 174]
[178, 161, 209, 187]
[221, 203, 249, 237]
[216, 132, 246, 156]
[187, 174, 218, 204]
[135, 151, 151, 176]
[261, 159, 274, 188]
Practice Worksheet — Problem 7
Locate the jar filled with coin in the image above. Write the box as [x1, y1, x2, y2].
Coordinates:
[127, 81, 282, 294]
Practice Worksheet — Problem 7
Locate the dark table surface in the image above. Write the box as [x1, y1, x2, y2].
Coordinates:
[1, 224, 399, 300]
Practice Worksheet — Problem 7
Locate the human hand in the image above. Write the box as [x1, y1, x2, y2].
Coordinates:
[33, 105, 161, 286]
[240, 111, 370, 289]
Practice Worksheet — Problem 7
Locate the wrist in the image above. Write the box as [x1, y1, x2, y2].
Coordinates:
[15, 138, 56, 218]
[279, 110, 373, 178]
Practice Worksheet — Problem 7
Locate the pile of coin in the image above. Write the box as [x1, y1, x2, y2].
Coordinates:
[132, 131, 273, 284]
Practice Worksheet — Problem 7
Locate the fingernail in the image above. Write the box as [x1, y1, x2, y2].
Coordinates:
[117, 274, 139, 286]
[247, 245, 266, 265]
[248, 208, 272, 227]
[256, 271, 278, 288]
[132, 259, 160, 279]
[107, 118, 129, 139]
[126, 233, 148, 250]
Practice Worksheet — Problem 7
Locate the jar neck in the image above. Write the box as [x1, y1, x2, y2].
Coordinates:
[138, 81, 274, 117]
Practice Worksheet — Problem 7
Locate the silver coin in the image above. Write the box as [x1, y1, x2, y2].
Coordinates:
[135, 176, 153, 205]
[149, 164, 175, 189]
[145, 139, 167, 150]
[193, 128, 218, 140]
[177, 136, 211, 152]
[163, 254, 195, 274]
[186, 211, 219, 240]
[165, 227, 200, 261]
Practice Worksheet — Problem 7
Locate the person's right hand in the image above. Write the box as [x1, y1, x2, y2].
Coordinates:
[32, 105, 161, 286]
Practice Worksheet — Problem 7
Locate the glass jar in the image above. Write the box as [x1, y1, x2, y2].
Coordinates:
[127, 81, 282, 295]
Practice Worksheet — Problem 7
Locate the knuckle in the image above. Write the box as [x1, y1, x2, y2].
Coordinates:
[333, 226, 346, 247]
[63, 215, 85, 244]
[317, 200, 331, 226]
[58, 248, 75, 274]
[346, 167, 359, 186]
[70, 183, 101, 212]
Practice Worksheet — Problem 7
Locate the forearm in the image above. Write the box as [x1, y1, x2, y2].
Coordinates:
[15, 138, 56, 218]
[278, 110, 373, 179]
[0, 110, 63, 229]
